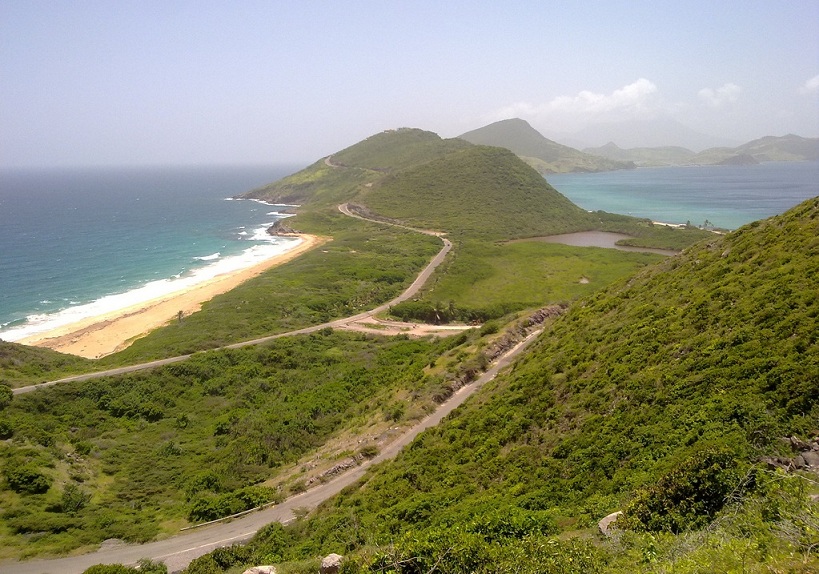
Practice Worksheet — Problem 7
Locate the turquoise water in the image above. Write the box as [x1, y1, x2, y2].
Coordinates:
[547, 161, 819, 230]
[2, 161, 817, 343]
[0, 165, 301, 340]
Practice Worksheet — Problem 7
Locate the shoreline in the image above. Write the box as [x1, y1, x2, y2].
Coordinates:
[16, 234, 326, 359]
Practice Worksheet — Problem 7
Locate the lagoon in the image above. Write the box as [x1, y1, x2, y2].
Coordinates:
[547, 161, 819, 230]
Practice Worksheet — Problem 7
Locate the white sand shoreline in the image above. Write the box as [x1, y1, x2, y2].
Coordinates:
[14, 234, 326, 359]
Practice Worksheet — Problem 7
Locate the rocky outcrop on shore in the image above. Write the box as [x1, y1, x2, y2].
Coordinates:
[267, 220, 301, 236]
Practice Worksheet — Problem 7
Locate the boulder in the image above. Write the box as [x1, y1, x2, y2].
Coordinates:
[802, 450, 819, 467]
[242, 567, 276, 574]
[320, 553, 343, 574]
[598, 511, 623, 537]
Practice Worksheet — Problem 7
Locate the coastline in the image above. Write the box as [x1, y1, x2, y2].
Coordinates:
[16, 233, 326, 359]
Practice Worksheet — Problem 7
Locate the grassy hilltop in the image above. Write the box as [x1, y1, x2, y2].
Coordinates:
[196, 198, 819, 573]
[2, 127, 799, 572]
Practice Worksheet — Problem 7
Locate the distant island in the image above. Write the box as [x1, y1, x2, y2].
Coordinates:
[584, 133, 819, 167]
[454, 118, 818, 171]
[458, 118, 635, 174]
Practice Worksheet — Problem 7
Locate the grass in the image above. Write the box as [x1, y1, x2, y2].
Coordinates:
[415, 239, 664, 313]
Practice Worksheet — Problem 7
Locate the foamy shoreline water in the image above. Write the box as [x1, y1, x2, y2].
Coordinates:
[0, 198, 301, 343]
[0, 237, 301, 343]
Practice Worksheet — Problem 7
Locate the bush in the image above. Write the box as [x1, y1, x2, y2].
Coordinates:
[82, 566, 135, 574]
[620, 447, 748, 533]
[0, 418, 13, 439]
[0, 384, 12, 410]
[5, 463, 52, 494]
[60, 483, 91, 513]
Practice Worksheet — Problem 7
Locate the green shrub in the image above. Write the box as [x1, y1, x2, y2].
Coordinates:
[0, 384, 12, 410]
[4, 463, 52, 494]
[60, 483, 91, 513]
[620, 447, 748, 533]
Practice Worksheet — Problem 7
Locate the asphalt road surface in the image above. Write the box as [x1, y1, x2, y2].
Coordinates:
[2, 328, 541, 574]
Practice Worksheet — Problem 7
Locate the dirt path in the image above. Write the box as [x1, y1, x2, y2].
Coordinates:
[4, 325, 541, 574]
[13, 206, 454, 396]
[3, 202, 544, 572]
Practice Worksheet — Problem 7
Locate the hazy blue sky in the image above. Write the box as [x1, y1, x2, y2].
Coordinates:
[2, 1, 817, 166]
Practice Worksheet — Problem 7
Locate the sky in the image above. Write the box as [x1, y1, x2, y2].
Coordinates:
[1, 0, 818, 167]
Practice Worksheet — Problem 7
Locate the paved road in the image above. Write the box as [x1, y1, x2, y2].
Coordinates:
[2, 203, 540, 573]
[13, 206, 450, 396]
[3, 327, 542, 574]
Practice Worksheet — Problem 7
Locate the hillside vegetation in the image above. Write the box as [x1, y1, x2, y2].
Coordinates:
[362, 145, 596, 241]
[197, 197, 819, 573]
[1, 342, 94, 389]
[0, 329, 484, 558]
[459, 118, 635, 173]
[0, 126, 740, 571]
[242, 128, 470, 206]
[587, 134, 819, 166]
[583, 142, 697, 167]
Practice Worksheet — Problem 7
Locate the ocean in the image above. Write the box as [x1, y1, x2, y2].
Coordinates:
[0, 165, 302, 342]
[547, 161, 819, 231]
[1, 161, 817, 344]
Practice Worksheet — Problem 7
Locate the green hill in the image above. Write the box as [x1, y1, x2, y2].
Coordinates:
[583, 142, 696, 167]
[586, 134, 818, 166]
[236, 197, 819, 572]
[360, 145, 597, 240]
[688, 134, 818, 165]
[459, 118, 635, 174]
[242, 128, 470, 206]
[0, 341, 94, 388]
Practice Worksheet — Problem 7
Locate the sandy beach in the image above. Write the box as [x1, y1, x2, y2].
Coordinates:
[17, 234, 326, 359]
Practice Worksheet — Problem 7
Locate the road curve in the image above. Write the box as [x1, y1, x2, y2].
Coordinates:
[3, 203, 524, 573]
[13, 207, 449, 396]
[3, 329, 542, 574]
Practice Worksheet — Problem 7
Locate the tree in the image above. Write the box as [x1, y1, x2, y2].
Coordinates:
[0, 384, 12, 410]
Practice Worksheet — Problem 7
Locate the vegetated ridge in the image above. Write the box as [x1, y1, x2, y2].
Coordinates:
[459, 118, 636, 174]
[586, 133, 819, 167]
[582, 142, 697, 167]
[226, 197, 819, 573]
[0, 126, 731, 571]
[242, 128, 471, 206]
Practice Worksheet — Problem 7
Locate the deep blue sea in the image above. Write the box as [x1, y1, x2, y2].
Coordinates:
[547, 161, 819, 231]
[1, 161, 817, 344]
[0, 165, 302, 341]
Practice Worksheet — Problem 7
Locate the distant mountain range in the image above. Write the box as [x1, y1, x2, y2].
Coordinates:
[585, 134, 819, 167]
[561, 116, 739, 151]
[458, 118, 635, 174]
[457, 118, 818, 173]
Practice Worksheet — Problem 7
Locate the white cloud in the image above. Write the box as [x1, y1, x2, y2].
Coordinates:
[799, 74, 819, 95]
[698, 83, 742, 107]
[489, 78, 662, 130]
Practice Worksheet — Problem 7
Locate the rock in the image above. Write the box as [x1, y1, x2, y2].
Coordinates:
[267, 220, 300, 236]
[598, 511, 622, 537]
[794, 455, 807, 469]
[789, 436, 812, 451]
[802, 450, 819, 467]
[242, 567, 276, 574]
[320, 553, 343, 574]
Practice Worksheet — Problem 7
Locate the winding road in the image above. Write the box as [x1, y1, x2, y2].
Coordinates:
[12, 204, 451, 397]
[3, 203, 544, 573]
[4, 328, 541, 574]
